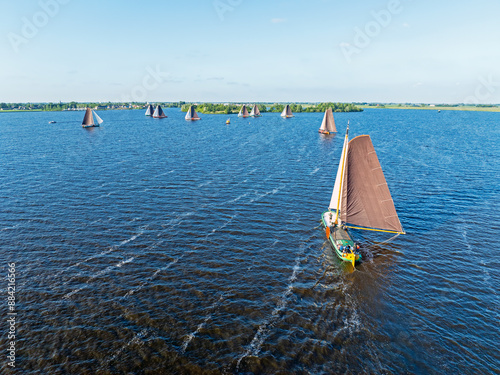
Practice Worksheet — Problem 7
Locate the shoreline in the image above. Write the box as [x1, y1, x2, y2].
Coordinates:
[359, 105, 500, 113]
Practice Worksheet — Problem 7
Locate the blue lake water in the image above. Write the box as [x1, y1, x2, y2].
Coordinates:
[0, 108, 498, 374]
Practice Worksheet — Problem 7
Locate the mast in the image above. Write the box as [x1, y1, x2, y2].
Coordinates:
[334, 122, 349, 224]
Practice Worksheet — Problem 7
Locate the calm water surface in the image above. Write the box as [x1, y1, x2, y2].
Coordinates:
[0, 108, 498, 374]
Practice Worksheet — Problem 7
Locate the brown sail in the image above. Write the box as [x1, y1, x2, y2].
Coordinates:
[238, 105, 249, 117]
[82, 108, 94, 126]
[319, 108, 336, 133]
[185, 106, 200, 120]
[340, 135, 403, 233]
[250, 105, 261, 117]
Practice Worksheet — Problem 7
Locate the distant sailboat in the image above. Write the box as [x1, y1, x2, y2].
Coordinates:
[318, 108, 336, 134]
[238, 105, 250, 118]
[185, 106, 201, 121]
[153, 105, 167, 118]
[250, 105, 262, 117]
[281, 104, 294, 118]
[145, 104, 154, 116]
[321, 123, 405, 267]
[82, 108, 103, 128]
[226, 118, 231, 124]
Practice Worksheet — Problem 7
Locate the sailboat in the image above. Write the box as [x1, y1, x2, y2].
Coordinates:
[321, 123, 405, 267]
[250, 105, 262, 117]
[318, 108, 336, 134]
[185, 106, 201, 121]
[238, 105, 250, 118]
[226, 118, 231, 124]
[281, 104, 294, 118]
[82, 108, 103, 128]
[145, 104, 154, 116]
[153, 105, 167, 118]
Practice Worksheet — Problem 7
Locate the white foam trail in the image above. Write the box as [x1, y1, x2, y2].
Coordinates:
[63, 257, 135, 300]
[1, 224, 20, 231]
[202, 215, 237, 241]
[249, 188, 280, 203]
[237, 255, 303, 367]
[310, 167, 320, 175]
[97, 328, 153, 371]
[181, 294, 225, 353]
[462, 226, 499, 313]
[122, 257, 181, 299]
[55, 229, 146, 282]
[225, 192, 250, 205]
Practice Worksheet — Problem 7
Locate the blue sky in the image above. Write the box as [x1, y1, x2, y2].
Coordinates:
[1, 0, 499, 103]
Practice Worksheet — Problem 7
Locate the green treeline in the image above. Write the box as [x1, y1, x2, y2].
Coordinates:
[0, 101, 185, 112]
[0, 101, 363, 113]
[181, 102, 363, 114]
[303, 102, 363, 113]
[181, 103, 269, 114]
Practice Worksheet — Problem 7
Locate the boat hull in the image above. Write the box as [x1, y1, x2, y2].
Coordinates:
[82, 125, 99, 128]
[321, 211, 361, 265]
[318, 130, 331, 134]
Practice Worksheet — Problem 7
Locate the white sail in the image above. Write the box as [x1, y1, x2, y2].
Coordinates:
[329, 129, 349, 214]
[93, 111, 103, 125]
[281, 106, 287, 117]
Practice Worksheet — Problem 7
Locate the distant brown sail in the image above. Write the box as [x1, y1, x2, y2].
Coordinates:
[250, 105, 261, 117]
[82, 108, 94, 126]
[185, 106, 200, 121]
[319, 108, 336, 133]
[238, 105, 249, 118]
[82, 108, 102, 128]
[281, 104, 294, 118]
[340, 135, 403, 233]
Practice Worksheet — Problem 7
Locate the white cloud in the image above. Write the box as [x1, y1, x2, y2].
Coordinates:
[271, 18, 286, 23]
